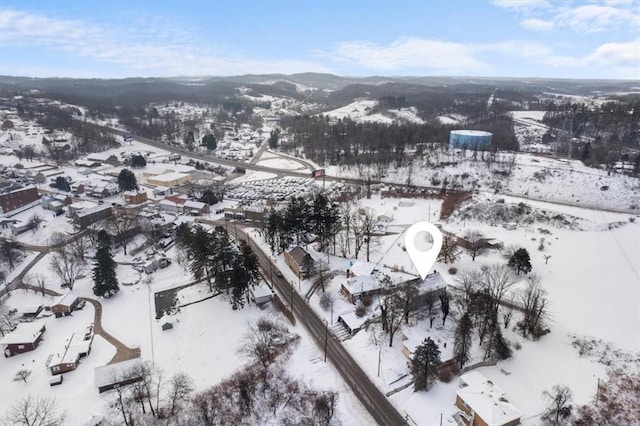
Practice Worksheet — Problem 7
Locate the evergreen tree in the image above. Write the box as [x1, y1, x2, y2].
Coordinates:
[412, 337, 441, 391]
[130, 154, 147, 168]
[54, 176, 70, 192]
[118, 169, 138, 192]
[229, 240, 260, 309]
[182, 225, 215, 290]
[454, 312, 473, 369]
[493, 326, 512, 360]
[92, 231, 119, 298]
[211, 226, 236, 291]
[184, 130, 195, 151]
[508, 248, 532, 274]
[268, 130, 279, 149]
[202, 134, 217, 151]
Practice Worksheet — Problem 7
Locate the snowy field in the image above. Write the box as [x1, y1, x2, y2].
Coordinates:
[327, 152, 640, 213]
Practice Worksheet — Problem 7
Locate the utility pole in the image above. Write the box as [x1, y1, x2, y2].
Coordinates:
[377, 345, 382, 377]
[324, 320, 328, 362]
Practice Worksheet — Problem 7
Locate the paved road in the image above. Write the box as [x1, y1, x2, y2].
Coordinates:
[82, 298, 141, 364]
[236, 227, 407, 426]
[18, 283, 140, 364]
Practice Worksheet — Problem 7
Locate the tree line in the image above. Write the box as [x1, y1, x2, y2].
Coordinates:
[176, 224, 260, 309]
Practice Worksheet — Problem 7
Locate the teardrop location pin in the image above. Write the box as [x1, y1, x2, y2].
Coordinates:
[404, 222, 443, 280]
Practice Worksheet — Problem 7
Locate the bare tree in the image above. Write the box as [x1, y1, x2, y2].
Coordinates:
[167, 372, 194, 417]
[542, 384, 573, 424]
[378, 276, 406, 347]
[49, 247, 86, 290]
[312, 391, 338, 426]
[479, 264, 518, 318]
[129, 361, 161, 417]
[352, 207, 377, 262]
[239, 318, 287, 383]
[0, 299, 17, 337]
[14, 369, 32, 383]
[23, 273, 47, 296]
[438, 235, 461, 264]
[454, 269, 481, 314]
[111, 377, 135, 426]
[28, 213, 42, 233]
[464, 230, 486, 261]
[68, 234, 90, 262]
[520, 274, 549, 338]
[338, 198, 356, 255]
[106, 209, 139, 256]
[5, 395, 66, 426]
[0, 238, 23, 271]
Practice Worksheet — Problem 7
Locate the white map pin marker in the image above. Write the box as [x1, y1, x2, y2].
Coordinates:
[404, 222, 443, 280]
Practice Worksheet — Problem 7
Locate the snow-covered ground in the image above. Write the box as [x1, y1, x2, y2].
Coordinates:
[327, 151, 640, 213]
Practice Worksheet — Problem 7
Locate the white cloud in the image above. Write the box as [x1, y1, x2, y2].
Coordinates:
[555, 5, 640, 33]
[331, 38, 488, 73]
[521, 18, 554, 31]
[0, 8, 330, 76]
[492, 0, 551, 13]
[586, 39, 640, 67]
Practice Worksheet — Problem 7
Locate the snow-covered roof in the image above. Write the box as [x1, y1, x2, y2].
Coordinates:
[94, 358, 142, 388]
[451, 130, 493, 137]
[338, 311, 368, 331]
[402, 328, 453, 361]
[52, 292, 78, 307]
[184, 200, 206, 210]
[0, 321, 45, 345]
[347, 260, 376, 277]
[148, 172, 191, 183]
[457, 372, 522, 426]
[46, 346, 81, 367]
[250, 285, 272, 299]
[75, 204, 111, 218]
[413, 271, 448, 295]
[344, 276, 380, 295]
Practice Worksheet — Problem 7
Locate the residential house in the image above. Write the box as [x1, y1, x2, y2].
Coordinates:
[71, 182, 85, 194]
[73, 204, 113, 228]
[67, 201, 98, 218]
[46, 326, 94, 375]
[244, 206, 267, 224]
[401, 328, 454, 368]
[284, 246, 313, 279]
[0, 184, 39, 214]
[1, 322, 46, 357]
[86, 182, 118, 199]
[158, 195, 186, 213]
[51, 292, 79, 318]
[94, 357, 143, 393]
[123, 190, 148, 205]
[41, 195, 65, 214]
[455, 372, 522, 426]
[346, 260, 377, 278]
[183, 200, 209, 216]
[340, 275, 381, 303]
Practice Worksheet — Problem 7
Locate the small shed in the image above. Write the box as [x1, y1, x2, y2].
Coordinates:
[250, 286, 273, 305]
[51, 292, 79, 318]
[337, 311, 368, 336]
[161, 322, 173, 331]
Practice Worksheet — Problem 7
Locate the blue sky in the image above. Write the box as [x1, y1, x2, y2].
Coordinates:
[0, 0, 638, 79]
